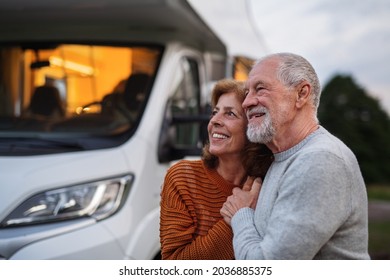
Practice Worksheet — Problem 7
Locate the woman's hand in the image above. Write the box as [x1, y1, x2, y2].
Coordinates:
[220, 177, 262, 225]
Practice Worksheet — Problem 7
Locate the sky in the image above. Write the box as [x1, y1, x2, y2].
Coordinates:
[188, 0, 390, 115]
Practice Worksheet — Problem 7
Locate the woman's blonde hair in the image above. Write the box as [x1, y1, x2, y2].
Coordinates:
[202, 79, 273, 179]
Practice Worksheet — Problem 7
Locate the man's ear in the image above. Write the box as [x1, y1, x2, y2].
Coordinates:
[296, 83, 311, 108]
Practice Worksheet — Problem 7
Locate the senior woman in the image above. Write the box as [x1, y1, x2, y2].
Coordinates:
[159, 79, 273, 259]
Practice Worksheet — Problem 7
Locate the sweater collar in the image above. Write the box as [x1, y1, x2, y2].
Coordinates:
[273, 126, 324, 162]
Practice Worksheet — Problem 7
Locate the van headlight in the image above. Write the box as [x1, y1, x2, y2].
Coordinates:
[0, 175, 132, 227]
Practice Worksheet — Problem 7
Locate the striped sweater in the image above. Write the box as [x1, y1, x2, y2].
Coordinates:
[160, 159, 239, 259]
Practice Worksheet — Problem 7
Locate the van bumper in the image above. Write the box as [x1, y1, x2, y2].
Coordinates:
[0, 218, 126, 260]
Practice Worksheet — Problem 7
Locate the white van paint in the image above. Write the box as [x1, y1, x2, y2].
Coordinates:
[0, 0, 251, 259]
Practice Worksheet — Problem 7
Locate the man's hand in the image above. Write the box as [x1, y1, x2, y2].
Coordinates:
[220, 177, 262, 225]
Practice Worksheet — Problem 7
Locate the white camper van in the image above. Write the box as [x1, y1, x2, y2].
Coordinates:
[0, 0, 252, 259]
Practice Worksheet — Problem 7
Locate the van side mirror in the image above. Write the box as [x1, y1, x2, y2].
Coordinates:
[158, 114, 209, 163]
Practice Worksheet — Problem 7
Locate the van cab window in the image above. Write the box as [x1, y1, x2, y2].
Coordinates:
[0, 44, 161, 155]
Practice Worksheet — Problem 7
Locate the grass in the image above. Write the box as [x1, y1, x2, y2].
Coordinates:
[367, 184, 390, 201]
[368, 222, 390, 259]
[367, 184, 390, 259]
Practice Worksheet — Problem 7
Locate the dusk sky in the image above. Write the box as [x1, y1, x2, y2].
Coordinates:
[189, 0, 390, 114]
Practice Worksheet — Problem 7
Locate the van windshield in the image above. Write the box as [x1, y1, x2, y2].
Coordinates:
[0, 44, 161, 155]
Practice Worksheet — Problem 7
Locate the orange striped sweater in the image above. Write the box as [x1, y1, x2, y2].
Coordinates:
[160, 159, 240, 260]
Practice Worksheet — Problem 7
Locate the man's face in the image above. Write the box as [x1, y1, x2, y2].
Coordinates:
[243, 58, 295, 145]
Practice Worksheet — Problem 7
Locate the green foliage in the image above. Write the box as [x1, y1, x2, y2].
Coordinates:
[318, 74, 390, 184]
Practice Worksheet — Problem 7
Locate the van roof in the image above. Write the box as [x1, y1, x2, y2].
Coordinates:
[0, 0, 226, 54]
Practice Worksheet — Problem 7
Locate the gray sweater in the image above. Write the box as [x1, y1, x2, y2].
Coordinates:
[231, 126, 370, 259]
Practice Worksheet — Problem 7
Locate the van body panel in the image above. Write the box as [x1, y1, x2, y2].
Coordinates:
[0, 0, 242, 259]
[0, 0, 226, 54]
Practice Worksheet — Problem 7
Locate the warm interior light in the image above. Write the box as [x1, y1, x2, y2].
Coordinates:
[49, 56, 95, 76]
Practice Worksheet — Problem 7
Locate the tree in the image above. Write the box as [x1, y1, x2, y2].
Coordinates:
[318, 74, 390, 185]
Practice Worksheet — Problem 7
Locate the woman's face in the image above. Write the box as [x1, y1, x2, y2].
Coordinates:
[207, 91, 247, 159]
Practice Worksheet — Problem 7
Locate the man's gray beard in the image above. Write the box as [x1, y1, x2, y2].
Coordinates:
[246, 114, 275, 144]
